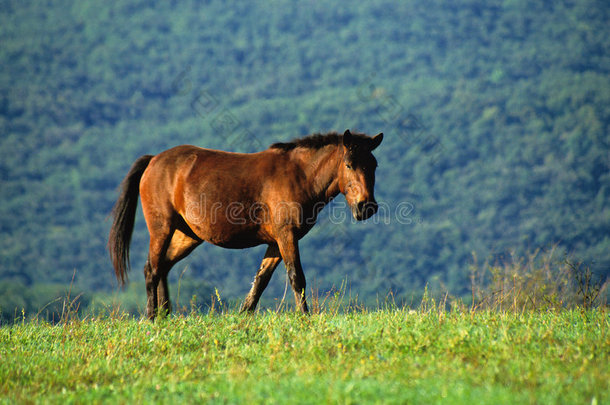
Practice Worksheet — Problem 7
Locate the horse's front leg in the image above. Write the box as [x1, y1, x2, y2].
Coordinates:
[241, 244, 282, 313]
[277, 235, 309, 313]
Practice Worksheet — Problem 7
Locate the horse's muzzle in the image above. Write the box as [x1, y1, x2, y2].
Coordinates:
[354, 200, 378, 221]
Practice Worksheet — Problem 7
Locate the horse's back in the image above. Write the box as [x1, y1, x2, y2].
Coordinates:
[139, 145, 290, 245]
[144, 144, 265, 183]
[142, 145, 271, 205]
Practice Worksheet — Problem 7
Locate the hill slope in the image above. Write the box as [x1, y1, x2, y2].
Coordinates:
[0, 0, 608, 317]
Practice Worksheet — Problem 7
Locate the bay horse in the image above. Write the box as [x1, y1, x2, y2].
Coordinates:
[108, 129, 383, 319]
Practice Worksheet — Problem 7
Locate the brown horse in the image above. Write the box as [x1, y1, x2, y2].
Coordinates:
[108, 129, 383, 319]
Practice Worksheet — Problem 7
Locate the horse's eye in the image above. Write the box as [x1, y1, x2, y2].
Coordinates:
[346, 164, 352, 170]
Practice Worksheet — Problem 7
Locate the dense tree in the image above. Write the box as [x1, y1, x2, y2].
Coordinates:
[1, 0, 608, 320]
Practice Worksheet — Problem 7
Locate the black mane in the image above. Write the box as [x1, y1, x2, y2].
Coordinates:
[270, 131, 370, 151]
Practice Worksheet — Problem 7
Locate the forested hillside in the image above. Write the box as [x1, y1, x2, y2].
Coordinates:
[1, 0, 608, 320]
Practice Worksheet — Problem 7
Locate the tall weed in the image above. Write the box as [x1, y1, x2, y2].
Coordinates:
[469, 248, 607, 311]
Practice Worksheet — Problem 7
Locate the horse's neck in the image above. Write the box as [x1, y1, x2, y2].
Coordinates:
[291, 145, 342, 203]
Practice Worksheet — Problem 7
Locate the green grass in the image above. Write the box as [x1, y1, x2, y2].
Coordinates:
[1, 308, 608, 404]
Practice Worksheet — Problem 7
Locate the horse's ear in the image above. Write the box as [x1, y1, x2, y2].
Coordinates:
[370, 132, 383, 151]
[342, 129, 352, 148]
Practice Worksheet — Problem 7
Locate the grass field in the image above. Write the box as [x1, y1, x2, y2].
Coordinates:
[1, 307, 608, 404]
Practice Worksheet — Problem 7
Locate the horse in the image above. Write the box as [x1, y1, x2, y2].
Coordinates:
[108, 129, 383, 319]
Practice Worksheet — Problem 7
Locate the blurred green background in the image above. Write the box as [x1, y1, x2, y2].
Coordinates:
[1, 0, 608, 321]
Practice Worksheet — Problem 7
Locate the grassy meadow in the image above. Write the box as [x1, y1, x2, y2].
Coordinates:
[1, 306, 608, 404]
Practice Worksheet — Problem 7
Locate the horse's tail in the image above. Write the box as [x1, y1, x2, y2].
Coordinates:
[108, 155, 154, 285]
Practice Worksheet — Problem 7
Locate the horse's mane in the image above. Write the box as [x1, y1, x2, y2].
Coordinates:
[270, 131, 370, 151]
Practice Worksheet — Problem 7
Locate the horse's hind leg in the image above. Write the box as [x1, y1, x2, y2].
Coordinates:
[141, 209, 175, 319]
[144, 213, 202, 320]
[143, 258, 158, 319]
[161, 227, 201, 313]
[241, 244, 282, 312]
[157, 273, 171, 314]
[144, 226, 172, 320]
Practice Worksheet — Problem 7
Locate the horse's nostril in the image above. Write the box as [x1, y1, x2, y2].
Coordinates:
[356, 201, 378, 220]
[366, 202, 378, 216]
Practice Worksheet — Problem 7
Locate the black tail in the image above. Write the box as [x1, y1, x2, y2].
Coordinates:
[108, 155, 154, 285]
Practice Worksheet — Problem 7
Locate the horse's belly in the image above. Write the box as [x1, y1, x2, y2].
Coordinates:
[209, 238, 265, 249]
[188, 219, 273, 249]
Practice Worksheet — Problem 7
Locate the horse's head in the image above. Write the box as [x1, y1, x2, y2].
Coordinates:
[338, 129, 383, 221]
